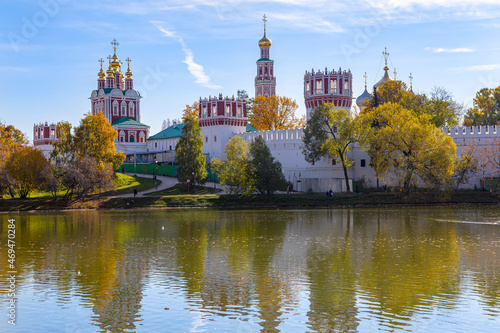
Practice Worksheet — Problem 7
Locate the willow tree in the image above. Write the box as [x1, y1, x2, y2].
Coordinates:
[175, 114, 207, 184]
[302, 104, 371, 192]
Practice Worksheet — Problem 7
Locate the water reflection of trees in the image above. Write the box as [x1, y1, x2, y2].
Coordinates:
[1, 207, 500, 332]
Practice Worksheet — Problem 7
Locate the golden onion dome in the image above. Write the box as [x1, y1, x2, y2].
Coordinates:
[106, 65, 114, 78]
[259, 34, 272, 47]
[98, 69, 105, 80]
[125, 68, 133, 79]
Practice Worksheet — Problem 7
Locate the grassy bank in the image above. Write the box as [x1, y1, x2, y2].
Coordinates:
[144, 183, 222, 196]
[1, 190, 499, 212]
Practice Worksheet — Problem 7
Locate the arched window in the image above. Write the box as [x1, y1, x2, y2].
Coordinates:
[226, 105, 230, 116]
[113, 101, 119, 116]
[129, 103, 135, 117]
[212, 105, 217, 117]
[121, 103, 126, 116]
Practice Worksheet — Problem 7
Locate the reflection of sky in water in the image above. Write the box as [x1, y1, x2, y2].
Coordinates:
[1, 207, 500, 332]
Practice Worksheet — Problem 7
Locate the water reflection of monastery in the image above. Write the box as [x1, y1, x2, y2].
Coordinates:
[34, 17, 496, 192]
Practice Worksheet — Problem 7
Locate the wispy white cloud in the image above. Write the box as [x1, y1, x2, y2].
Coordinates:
[452, 64, 500, 71]
[425, 47, 475, 53]
[151, 21, 221, 89]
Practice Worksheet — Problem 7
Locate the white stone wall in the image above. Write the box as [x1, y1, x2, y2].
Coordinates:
[233, 126, 500, 192]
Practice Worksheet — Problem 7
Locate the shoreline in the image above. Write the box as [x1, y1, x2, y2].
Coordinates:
[1, 191, 499, 213]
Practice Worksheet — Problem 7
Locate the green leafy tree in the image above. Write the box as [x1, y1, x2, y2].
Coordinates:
[427, 86, 462, 128]
[463, 87, 500, 126]
[368, 103, 456, 194]
[249, 136, 286, 195]
[5, 146, 48, 198]
[237, 89, 252, 116]
[302, 104, 371, 192]
[175, 114, 207, 184]
[211, 136, 254, 194]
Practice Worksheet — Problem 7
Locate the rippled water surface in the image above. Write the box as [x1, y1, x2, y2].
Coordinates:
[1, 207, 500, 332]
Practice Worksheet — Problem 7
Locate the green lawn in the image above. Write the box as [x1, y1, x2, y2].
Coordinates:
[100, 173, 157, 196]
[144, 183, 222, 196]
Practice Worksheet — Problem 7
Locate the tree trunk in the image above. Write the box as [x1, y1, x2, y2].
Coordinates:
[339, 155, 351, 192]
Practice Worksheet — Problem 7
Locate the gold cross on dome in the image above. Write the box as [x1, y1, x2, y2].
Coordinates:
[125, 57, 131, 66]
[107, 55, 113, 63]
[393, 68, 397, 80]
[363, 72, 368, 89]
[383, 47, 389, 67]
[409, 72, 413, 89]
[98, 58, 104, 69]
[111, 39, 119, 51]
[263, 14, 267, 34]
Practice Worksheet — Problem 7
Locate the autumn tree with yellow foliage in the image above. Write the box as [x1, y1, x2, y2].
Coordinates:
[249, 95, 304, 131]
[0, 123, 28, 197]
[367, 103, 456, 194]
[182, 102, 200, 118]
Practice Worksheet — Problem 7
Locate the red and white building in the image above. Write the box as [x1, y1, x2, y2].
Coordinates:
[255, 15, 276, 97]
[33, 122, 59, 158]
[89, 40, 149, 154]
[304, 67, 353, 120]
[199, 94, 253, 160]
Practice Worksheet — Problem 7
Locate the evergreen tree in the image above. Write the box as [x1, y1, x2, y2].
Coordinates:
[175, 114, 207, 184]
[249, 136, 286, 195]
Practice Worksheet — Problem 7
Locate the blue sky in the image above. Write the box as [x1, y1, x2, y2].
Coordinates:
[2, 0, 500, 140]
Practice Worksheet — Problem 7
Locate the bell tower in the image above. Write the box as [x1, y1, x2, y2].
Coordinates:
[255, 14, 276, 97]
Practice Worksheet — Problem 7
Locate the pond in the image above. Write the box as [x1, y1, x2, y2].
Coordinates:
[1, 207, 500, 332]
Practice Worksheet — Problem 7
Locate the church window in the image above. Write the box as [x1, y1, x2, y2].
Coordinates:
[113, 105, 118, 116]
[121, 104, 126, 116]
[332, 159, 336, 165]
[51, 129, 55, 138]
[205, 137, 208, 143]
[226, 105, 230, 116]
[259, 68, 262, 75]
[155, 142, 158, 148]
[344, 80, 349, 91]
[203, 106, 207, 117]
[212, 105, 217, 117]
[214, 136, 217, 142]
[129, 103, 135, 117]
[306, 82, 310, 92]
[361, 159, 366, 167]
[265, 67, 268, 74]
[237, 106, 242, 117]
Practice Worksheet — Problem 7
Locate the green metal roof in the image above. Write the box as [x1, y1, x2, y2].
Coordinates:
[246, 124, 258, 132]
[111, 117, 149, 127]
[257, 58, 271, 62]
[147, 123, 184, 140]
[93, 88, 141, 97]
